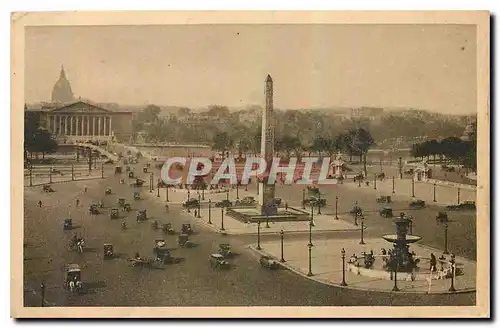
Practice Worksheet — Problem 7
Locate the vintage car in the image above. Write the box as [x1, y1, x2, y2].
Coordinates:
[234, 196, 256, 206]
[128, 171, 135, 179]
[307, 186, 320, 197]
[103, 243, 114, 258]
[123, 203, 132, 212]
[63, 218, 73, 230]
[125, 166, 131, 172]
[119, 178, 125, 184]
[110, 208, 120, 219]
[376, 195, 392, 203]
[105, 188, 112, 195]
[273, 198, 282, 207]
[42, 184, 55, 193]
[134, 179, 145, 187]
[64, 264, 83, 291]
[446, 201, 476, 211]
[218, 244, 233, 257]
[114, 166, 122, 174]
[181, 223, 194, 235]
[162, 223, 175, 235]
[353, 173, 364, 182]
[436, 211, 449, 223]
[182, 198, 200, 209]
[178, 234, 194, 248]
[215, 199, 232, 208]
[133, 192, 141, 200]
[379, 207, 393, 218]
[118, 198, 126, 207]
[409, 199, 426, 209]
[259, 255, 280, 270]
[89, 204, 100, 215]
[209, 253, 229, 269]
[143, 166, 148, 173]
[136, 210, 147, 221]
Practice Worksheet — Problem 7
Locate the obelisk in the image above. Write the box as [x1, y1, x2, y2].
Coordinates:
[258, 74, 277, 216]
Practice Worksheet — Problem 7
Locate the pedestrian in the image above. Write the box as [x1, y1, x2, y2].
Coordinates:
[84, 186, 87, 192]
[76, 199, 80, 207]
[38, 200, 42, 208]
[194, 209, 198, 217]
[285, 202, 288, 211]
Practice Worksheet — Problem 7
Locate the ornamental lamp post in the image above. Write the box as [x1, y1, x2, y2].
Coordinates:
[307, 244, 313, 277]
[165, 185, 169, 202]
[411, 176, 415, 198]
[340, 248, 348, 286]
[236, 182, 240, 200]
[157, 181, 160, 197]
[392, 256, 400, 292]
[221, 207, 225, 231]
[449, 253, 457, 292]
[433, 183, 437, 202]
[226, 190, 229, 201]
[457, 187, 461, 205]
[392, 176, 395, 194]
[257, 221, 261, 250]
[359, 215, 365, 245]
[308, 219, 314, 247]
[202, 186, 205, 200]
[374, 174, 377, 190]
[208, 199, 212, 224]
[149, 173, 153, 193]
[101, 163, 104, 179]
[187, 189, 191, 202]
[72, 164, 75, 181]
[197, 193, 201, 218]
[310, 203, 315, 227]
[317, 193, 322, 215]
[302, 188, 306, 209]
[444, 223, 449, 255]
[29, 164, 33, 187]
[335, 196, 339, 220]
[280, 230, 285, 262]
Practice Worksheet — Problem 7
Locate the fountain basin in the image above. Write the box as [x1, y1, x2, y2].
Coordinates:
[382, 234, 422, 243]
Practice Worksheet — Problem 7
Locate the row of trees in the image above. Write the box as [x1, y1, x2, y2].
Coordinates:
[24, 111, 58, 162]
[212, 128, 375, 176]
[410, 130, 476, 172]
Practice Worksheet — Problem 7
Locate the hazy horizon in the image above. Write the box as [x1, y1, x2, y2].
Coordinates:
[25, 24, 477, 115]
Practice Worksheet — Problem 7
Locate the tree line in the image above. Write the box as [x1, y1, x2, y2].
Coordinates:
[24, 111, 58, 163]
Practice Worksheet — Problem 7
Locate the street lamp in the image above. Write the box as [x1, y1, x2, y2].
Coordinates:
[72, 164, 75, 181]
[302, 188, 306, 209]
[317, 193, 322, 215]
[457, 188, 461, 205]
[443, 223, 449, 255]
[257, 221, 261, 250]
[433, 183, 437, 202]
[308, 219, 314, 247]
[358, 176, 361, 187]
[202, 187, 205, 200]
[359, 215, 365, 244]
[208, 199, 212, 224]
[307, 244, 313, 276]
[310, 203, 315, 227]
[392, 176, 395, 194]
[187, 189, 191, 202]
[149, 173, 153, 193]
[226, 190, 229, 201]
[335, 196, 339, 220]
[392, 255, 400, 292]
[40, 282, 45, 307]
[197, 193, 201, 218]
[374, 174, 377, 190]
[449, 253, 456, 292]
[165, 185, 169, 202]
[340, 248, 348, 286]
[280, 230, 285, 262]
[29, 164, 33, 187]
[236, 182, 239, 200]
[411, 176, 415, 198]
[157, 181, 160, 197]
[221, 207, 225, 231]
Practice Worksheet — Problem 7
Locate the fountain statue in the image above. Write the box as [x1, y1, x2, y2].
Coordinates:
[382, 214, 422, 272]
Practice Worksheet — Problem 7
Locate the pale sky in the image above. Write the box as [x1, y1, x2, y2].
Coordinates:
[25, 24, 476, 114]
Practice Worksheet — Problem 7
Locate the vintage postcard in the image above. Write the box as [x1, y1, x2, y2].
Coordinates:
[11, 11, 490, 318]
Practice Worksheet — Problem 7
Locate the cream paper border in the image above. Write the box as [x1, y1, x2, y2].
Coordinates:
[11, 11, 490, 318]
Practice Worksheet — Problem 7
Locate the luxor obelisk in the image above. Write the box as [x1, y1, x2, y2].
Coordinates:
[258, 74, 277, 216]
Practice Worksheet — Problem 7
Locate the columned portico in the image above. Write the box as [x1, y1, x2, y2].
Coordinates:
[44, 101, 120, 142]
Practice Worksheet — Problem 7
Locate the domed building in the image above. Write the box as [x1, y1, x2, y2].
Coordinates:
[51, 65, 75, 103]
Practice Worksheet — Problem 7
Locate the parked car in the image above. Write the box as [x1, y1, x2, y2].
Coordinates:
[182, 198, 200, 209]
[259, 256, 280, 270]
[446, 201, 476, 211]
[209, 254, 229, 269]
[215, 199, 232, 208]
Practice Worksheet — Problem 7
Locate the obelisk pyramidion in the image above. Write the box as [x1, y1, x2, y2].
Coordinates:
[258, 74, 277, 216]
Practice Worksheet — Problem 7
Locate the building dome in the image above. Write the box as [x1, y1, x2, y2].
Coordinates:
[51, 65, 75, 103]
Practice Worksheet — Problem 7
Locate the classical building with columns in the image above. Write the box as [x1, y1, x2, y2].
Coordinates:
[28, 100, 133, 143]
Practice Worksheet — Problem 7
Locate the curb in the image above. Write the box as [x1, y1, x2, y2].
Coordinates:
[247, 245, 476, 295]
[25, 176, 105, 188]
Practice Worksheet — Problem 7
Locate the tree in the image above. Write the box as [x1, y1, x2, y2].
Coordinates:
[212, 132, 233, 156]
[350, 128, 375, 177]
[33, 130, 58, 159]
[278, 135, 302, 160]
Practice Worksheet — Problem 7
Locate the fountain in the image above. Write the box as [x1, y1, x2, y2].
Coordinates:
[382, 214, 422, 272]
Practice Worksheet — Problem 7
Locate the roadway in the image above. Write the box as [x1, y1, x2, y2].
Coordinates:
[23, 159, 475, 306]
